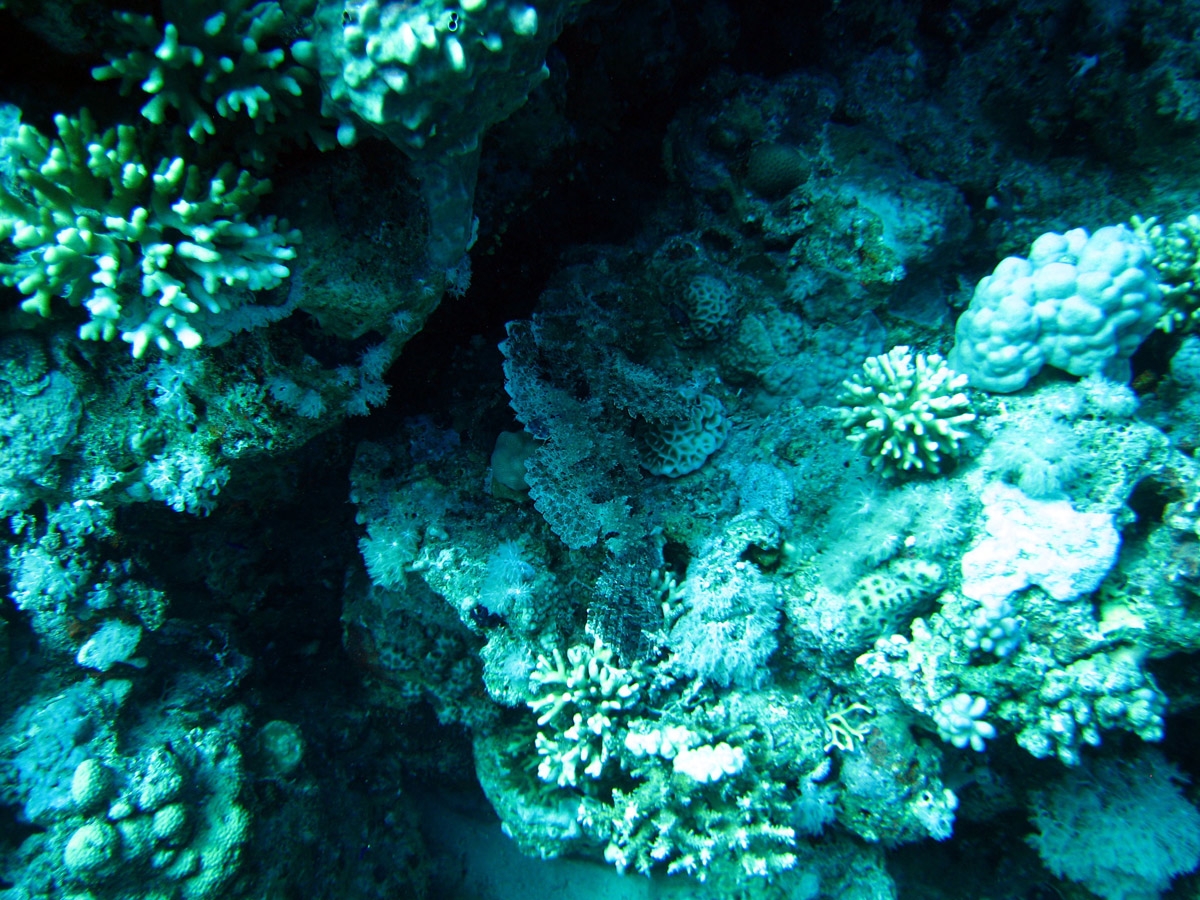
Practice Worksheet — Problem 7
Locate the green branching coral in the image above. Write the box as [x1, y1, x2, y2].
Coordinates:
[0, 110, 299, 356]
[1133, 213, 1200, 333]
[489, 639, 840, 885]
[838, 345, 975, 477]
[92, 0, 322, 151]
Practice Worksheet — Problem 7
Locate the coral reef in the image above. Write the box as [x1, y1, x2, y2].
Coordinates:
[3, 1, 1200, 899]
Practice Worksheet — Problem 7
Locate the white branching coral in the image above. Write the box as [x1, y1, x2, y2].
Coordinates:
[838, 346, 975, 477]
[528, 636, 641, 787]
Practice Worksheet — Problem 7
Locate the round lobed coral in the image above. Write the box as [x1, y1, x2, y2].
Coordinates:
[838, 346, 975, 477]
[949, 225, 1163, 391]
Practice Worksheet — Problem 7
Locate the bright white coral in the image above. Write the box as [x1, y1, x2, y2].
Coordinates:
[949, 225, 1162, 391]
[838, 346, 975, 477]
[528, 636, 641, 787]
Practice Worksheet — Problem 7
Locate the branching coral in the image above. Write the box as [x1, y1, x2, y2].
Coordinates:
[528, 636, 642, 788]
[838, 345, 975, 477]
[0, 110, 299, 356]
[92, 0, 324, 157]
[1133, 213, 1200, 332]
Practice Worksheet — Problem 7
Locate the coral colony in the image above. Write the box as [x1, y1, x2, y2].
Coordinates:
[3, 1, 1200, 898]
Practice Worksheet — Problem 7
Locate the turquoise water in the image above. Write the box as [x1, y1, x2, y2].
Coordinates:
[1, 1, 1199, 898]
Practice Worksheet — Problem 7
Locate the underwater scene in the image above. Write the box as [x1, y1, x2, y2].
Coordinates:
[2, 0, 1200, 898]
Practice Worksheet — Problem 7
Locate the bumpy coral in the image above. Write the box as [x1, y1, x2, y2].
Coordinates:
[311, 0, 588, 264]
[838, 346, 975, 477]
[1, 681, 252, 900]
[949, 225, 1163, 391]
[312, 0, 582, 156]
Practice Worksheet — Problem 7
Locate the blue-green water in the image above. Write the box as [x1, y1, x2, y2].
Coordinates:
[1, 1, 1199, 898]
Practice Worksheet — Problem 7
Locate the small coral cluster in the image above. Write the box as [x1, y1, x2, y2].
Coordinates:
[1, 681, 255, 900]
[838, 345, 975, 477]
